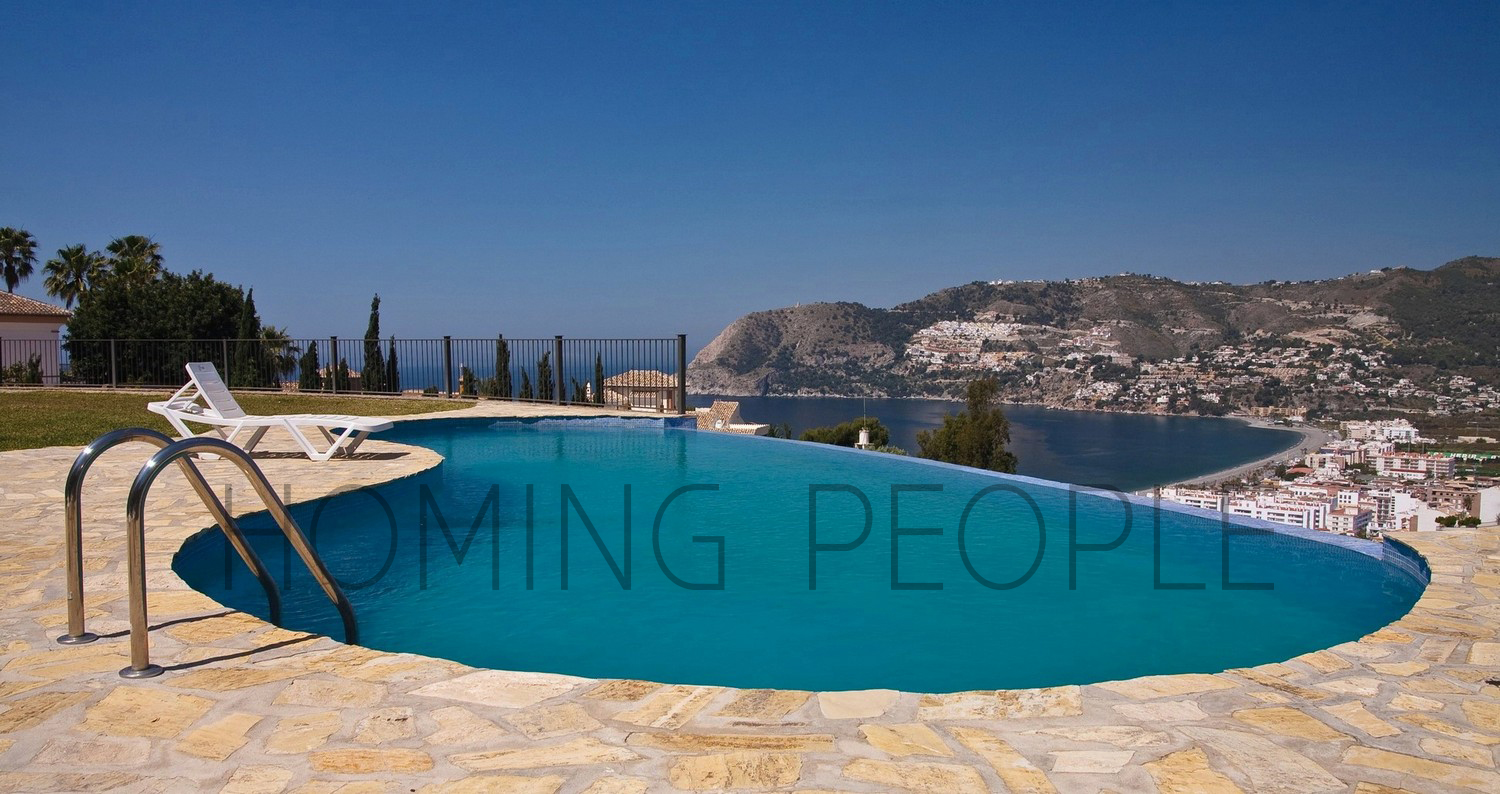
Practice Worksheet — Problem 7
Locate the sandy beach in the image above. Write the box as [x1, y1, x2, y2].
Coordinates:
[1167, 417, 1332, 488]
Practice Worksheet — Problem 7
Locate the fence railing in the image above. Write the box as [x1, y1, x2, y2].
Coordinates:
[0, 335, 689, 414]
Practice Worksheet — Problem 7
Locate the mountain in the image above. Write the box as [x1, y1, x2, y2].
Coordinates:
[687, 257, 1500, 414]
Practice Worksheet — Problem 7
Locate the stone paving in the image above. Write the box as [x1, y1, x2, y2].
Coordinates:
[0, 400, 1498, 792]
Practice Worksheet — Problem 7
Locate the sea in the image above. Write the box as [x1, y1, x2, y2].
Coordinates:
[689, 394, 1302, 492]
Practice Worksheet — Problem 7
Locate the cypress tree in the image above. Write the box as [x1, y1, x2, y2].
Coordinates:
[459, 365, 476, 397]
[537, 352, 553, 400]
[519, 370, 533, 400]
[360, 294, 386, 392]
[386, 335, 400, 393]
[494, 335, 512, 398]
[231, 288, 264, 387]
[593, 352, 604, 404]
[334, 357, 351, 392]
[298, 340, 321, 391]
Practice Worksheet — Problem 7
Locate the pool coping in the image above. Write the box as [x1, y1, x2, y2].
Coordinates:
[0, 400, 1497, 792]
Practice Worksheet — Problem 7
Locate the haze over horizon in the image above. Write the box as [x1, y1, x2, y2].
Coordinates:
[4, 2, 1497, 351]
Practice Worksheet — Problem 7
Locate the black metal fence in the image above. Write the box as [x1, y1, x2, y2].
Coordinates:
[0, 334, 689, 414]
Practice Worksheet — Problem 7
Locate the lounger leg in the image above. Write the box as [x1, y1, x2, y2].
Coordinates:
[242, 426, 270, 454]
[341, 431, 371, 457]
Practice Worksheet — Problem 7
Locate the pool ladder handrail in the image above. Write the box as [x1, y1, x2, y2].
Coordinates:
[61, 429, 359, 678]
[60, 428, 284, 646]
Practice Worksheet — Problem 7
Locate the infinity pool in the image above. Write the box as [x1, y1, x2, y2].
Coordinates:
[174, 417, 1426, 692]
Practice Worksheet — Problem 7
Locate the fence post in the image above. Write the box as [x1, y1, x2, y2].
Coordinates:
[676, 334, 687, 415]
[329, 337, 339, 394]
[221, 339, 230, 385]
[554, 335, 564, 405]
[109, 340, 118, 388]
[443, 336, 454, 397]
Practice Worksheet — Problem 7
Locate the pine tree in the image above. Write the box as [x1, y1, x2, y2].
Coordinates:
[385, 336, 400, 393]
[494, 335, 512, 398]
[593, 352, 605, 404]
[231, 288, 265, 387]
[537, 352, 553, 401]
[360, 294, 386, 392]
[298, 340, 321, 391]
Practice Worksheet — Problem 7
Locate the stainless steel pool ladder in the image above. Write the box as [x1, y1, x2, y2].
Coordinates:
[60, 429, 359, 678]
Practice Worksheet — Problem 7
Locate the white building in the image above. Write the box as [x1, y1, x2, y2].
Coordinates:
[0, 293, 70, 384]
[1327, 507, 1373, 536]
[1375, 453, 1458, 480]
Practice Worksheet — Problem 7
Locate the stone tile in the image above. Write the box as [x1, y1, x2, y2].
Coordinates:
[1389, 693, 1445, 712]
[1050, 750, 1133, 774]
[169, 667, 301, 691]
[1316, 677, 1384, 698]
[309, 748, 436, 774]
[273, 678, 387, 708]
[266, 711, 342, 754]
[1419, 737, 1495, 768]
[668, 751, 802, 790]
[177, 712, 261, 760]
[354, 707, 415, 743]
[1179, 726, 1343, 793]
[1094, 673, 1236, 699]
[0, 691, 87, 733]
[411, 669, 586, 709]
[1396, 713, 1500, 746]
[1322, 701, 1400, 738]
[1463, 699, 1500, 733]
[1369, 661, 1430, 677]
[994, 685, 1083, 718]
[223, 765, 295, 794]
[950, 726, 1057, 793]
[1469, 641, 1500, 666]
[424, 706, 508, 746]
[1114, 700, 1207, 722]
[1296, 650, 1351, 673]
[582, 679, 659, 702]
[859, 723, 953, 757]
[504, 702, 602, 739]
[449, 738, 638, 771]
[714, 688, 809, 721]
[1418, 638, 1461, 663]
[625, 732, 834, 752]
[1231, 707, 1348, 741]
[1029, 725, 1171, 748]
[613, 685, 718, 729]
[416, 777, 563, 794]
[1144, 747, 1244, 794]
[578, 777, 649, 794]
[816, 688, 898, 719]
[841, 758, 988, 794]
[79, 686, 213, 739]
[1342, 746, 1500, 791]
[32, 735, 151, 765]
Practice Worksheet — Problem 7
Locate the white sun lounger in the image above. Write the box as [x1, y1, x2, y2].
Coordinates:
[148, 362, 394, 461]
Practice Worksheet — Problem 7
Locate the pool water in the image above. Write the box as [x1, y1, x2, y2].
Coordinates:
[174, 417, 1426, 692]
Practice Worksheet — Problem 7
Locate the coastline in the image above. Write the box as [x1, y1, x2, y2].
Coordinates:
[1163, 417, 1331, 488]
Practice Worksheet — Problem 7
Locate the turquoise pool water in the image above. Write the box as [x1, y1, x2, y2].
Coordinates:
[174, 417, 1425, 692]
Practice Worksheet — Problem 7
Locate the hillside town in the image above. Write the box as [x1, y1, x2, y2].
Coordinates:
[1158, 419, 1500, 537]
[904, 308, 1500, 418]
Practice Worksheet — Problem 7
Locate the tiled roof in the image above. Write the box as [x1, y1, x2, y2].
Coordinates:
[603, 369, 676, 387]
[0, 292, 70, 318]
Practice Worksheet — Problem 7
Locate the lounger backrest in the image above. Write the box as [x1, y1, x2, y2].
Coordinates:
[185, 362, 247, 419]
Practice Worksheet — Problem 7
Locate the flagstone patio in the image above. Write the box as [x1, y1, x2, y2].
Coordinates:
[0, 400, 1497, 792]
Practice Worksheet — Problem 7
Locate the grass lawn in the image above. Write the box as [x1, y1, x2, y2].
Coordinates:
[0, 389, 470, 451]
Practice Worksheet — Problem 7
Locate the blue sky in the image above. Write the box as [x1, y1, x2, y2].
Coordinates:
[3, 1, 1497, 349]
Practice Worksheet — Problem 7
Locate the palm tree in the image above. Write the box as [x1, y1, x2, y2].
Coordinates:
[260, 326, 301, 383]
[0, 227, 38, 292]
[42, 245, 106, 308]
[105, 235, 163, 285]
